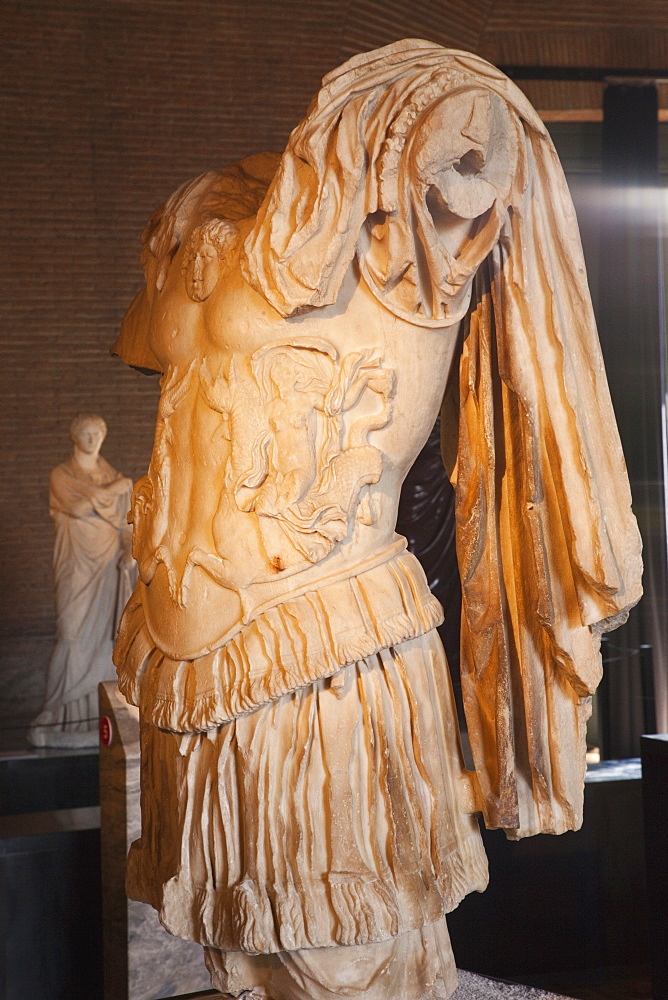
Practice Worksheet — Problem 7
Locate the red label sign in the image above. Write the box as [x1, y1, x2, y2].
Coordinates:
[100, 716, 113, 747]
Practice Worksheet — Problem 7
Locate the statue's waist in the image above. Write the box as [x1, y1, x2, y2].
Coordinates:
[113, 540, 444, 733]
[139, 535, 405, 660]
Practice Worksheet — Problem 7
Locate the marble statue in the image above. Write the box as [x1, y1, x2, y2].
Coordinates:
[112, 40, 642, 1000]
[29, 414, 135, 748]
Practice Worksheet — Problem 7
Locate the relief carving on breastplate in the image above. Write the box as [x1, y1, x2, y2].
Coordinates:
[132, 337, 395, 605]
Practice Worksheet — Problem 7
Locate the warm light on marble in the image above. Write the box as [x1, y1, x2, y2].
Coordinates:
[113, 39, 642, 1000]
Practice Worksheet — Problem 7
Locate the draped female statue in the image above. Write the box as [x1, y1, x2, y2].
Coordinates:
[113, 40, 642, 1000]
[29, 414, 135, 748]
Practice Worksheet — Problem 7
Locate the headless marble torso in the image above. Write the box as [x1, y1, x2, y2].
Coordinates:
[125, 213, 466, 663]
[114, 42, 643, 1000]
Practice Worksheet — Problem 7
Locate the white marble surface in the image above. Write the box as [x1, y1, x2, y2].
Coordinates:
[30, 417, 135, 748]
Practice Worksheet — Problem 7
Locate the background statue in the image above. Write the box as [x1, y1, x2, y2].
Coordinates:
[29, 414, 135, 748]
[112, 40, 642, 1000]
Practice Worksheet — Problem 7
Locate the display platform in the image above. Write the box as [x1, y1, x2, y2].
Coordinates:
[0, 744, 99, 815]
[641, 734, 668, 1000]
[584, 757, 642, 782]
[173, 971, 575, 999]
[0, 804, 102, 998]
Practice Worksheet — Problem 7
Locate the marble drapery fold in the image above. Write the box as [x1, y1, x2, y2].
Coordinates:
[242, 39, 642, 838]
[126, 634, 487, 955]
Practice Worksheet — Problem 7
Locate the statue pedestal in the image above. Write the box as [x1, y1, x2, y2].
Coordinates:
[99, 682, 211, 1000]
[0, 804, 102, 998]
[641, 734, 668, 1000]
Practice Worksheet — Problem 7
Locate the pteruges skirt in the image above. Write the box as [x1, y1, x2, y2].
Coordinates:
[126, 627, 487, 999]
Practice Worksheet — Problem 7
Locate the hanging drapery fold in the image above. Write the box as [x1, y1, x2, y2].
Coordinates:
[243, 39, 642, 839]
[455, 127, 642, 837]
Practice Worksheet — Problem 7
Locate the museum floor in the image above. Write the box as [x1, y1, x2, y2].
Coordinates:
[514, 964, 652, 999]
[174, 965, 653, 1000]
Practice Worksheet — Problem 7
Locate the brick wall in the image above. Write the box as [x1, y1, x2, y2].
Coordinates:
[0, 0, 486, 724]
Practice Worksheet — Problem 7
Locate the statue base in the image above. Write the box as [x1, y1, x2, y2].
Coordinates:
[27, 725, 99, 749]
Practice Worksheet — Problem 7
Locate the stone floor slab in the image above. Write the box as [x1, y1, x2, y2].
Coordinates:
[173, 970, 575, 999]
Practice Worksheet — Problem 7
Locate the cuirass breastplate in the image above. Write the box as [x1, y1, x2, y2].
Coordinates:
[128, 249, 460, 660]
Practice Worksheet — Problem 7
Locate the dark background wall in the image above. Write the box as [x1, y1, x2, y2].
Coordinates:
[2, 0, 668, 734]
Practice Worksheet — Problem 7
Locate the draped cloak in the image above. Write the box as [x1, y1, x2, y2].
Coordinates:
[240, 39, 643, 839]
